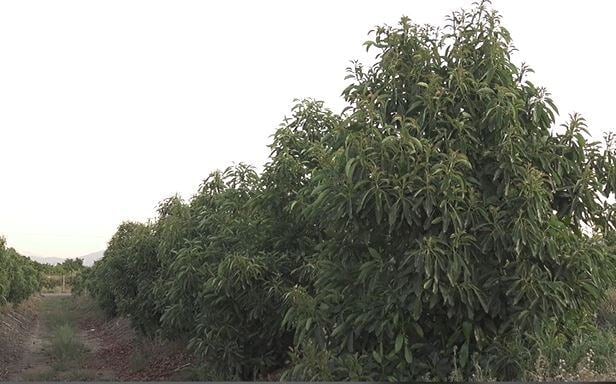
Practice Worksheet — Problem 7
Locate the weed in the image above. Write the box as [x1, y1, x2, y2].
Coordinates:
[49, 324, 87, 369]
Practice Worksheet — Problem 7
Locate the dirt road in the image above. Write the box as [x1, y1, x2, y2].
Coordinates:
[1, 294, 194, 381]
[3, 293, 116, 381]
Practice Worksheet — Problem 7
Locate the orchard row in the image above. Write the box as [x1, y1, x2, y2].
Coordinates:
[78, 2, 616, 381]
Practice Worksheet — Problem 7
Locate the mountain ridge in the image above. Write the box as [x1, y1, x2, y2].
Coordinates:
[27, 250, 104, 267]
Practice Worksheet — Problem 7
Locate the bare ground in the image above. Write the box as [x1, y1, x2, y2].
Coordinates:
[81, 315, 195, 381]
[0, 297, 40, 380]
[1, 294, 194, 382]
[7, 311, 47, 380]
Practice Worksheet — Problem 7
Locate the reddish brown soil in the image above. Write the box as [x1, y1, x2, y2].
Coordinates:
[78, 308, 195, 381]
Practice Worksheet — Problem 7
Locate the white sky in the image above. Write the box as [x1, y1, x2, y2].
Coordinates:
[0, 1, 614, 258]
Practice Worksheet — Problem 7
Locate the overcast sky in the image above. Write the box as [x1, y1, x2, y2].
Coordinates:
[0, 1, 613, 258]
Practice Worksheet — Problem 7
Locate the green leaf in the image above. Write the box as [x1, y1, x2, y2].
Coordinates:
[373, 349, 382, 363]
[395, 333, 404, 353]
[404, 344, 413, 364]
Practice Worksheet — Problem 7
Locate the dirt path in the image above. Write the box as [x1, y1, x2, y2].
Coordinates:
[2, 294, 194, 381]
[5, 293, 116, 381]
[9, 306, 49, 380]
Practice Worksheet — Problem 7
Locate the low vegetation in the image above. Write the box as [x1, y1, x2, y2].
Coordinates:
[79, 1, 616, 381]
[44, 296, 90, 370]
[19, 296, 102, 381]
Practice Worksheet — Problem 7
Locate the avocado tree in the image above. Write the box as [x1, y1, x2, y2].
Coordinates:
[284, 2, 616, 380]
[0, 236, 42, 305]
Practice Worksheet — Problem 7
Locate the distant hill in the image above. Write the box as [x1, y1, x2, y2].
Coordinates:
[26, 250, 104, 267]
[79, 250, 104, 267]
[27, 255, 65, 265]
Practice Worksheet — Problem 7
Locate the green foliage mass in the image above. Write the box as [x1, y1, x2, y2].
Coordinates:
[39, 258, 87, 291]
[84, 101, 337, 379]
[83, 2, 616, 380]
[0, 236, 42, 305]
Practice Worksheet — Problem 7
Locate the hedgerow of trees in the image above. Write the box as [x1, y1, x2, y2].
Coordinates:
[82, 2, 616, 380]
[39, 257, 86, 291]
[0, 237, 42, 306]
